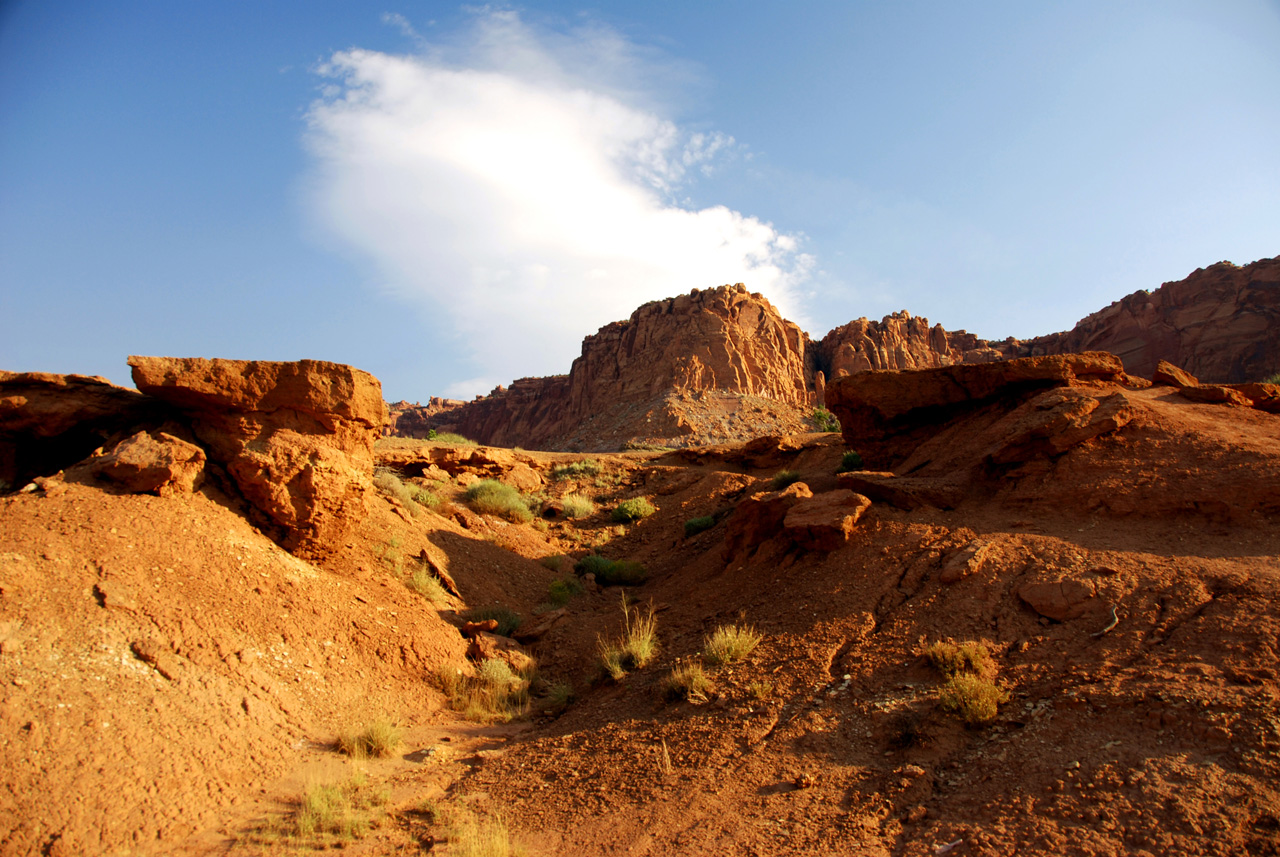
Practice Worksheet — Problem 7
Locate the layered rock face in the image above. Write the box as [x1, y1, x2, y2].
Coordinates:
[815, 311, 1005, 379]
[436, 284, 812, 448]
[1013, 257, 1280, 382]
[129, 357, 385, 558]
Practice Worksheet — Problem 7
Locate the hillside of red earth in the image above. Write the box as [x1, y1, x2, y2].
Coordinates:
[390, 255, 1280, 451]
[2, 343, 1279, 856]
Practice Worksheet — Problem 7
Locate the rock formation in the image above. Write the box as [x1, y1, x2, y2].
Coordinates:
[129, 357, 385, 558]
[1011, 256, 1280, 382]
[431, 284, 812, 449]
[0, 372, 166, 489]
[391, 254, 1278, 451]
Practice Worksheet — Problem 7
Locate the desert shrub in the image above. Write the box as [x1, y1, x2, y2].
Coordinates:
[550, 459, 602, 480]
[703, 623, 763, 666]
[837, 450, 864, 473]
[546, 577, 584, 607]
[770, 470, 802, 490]
[683, 515, 717, 538]
[539, 554, 572, 573]
[337, 719, 403, 759]
[597, 599, 658, 680]
[412, 486, 442, 511]
[663, 663, 714, 702]
[923, 640, 997, 681]
[612, 497, 656, 523]
[812, 407, 841, 432]
[440, 661, 531, 723]
[465, 479, 533, 523]
[574, 554, 648, 586]
[465, 605, 522, 637]
[621, 441, 676, 452]
[560, 493, 595, 519]
[748, 680, 774, 701]
[1262, 372, 1280, 385]
[545, 681, 574, 710]
[295, 772, 388, 841]
[373, 469, 421, 516]
[405, 564, 450, 604]
[939, 673, 1009, 727]
[434, 432, 478, 446]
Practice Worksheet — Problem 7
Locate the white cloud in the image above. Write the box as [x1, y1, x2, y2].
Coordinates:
[305, 10, 813, 397]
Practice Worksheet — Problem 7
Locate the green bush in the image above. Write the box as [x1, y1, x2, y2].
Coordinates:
[612, 497, 656, 523]
[837, 450, 864, 473]
[574, 554, 647, 586]
[683, 515, 716, 538]
[812, 407, 841, 432]
[550, 459, 602, 480]
[373, 469, 421, 515]
[770, 470, 802, 490]
[412, 486, 443, 510]
[465, 479, 534, 523]
[1264, 372, 1280, 385]
[546, 577, 584, 607]
[560, 493, 595, 519]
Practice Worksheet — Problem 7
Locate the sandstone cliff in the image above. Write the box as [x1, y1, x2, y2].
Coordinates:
[432, 284, 812, 450]
[1009, 256, 1280, 382]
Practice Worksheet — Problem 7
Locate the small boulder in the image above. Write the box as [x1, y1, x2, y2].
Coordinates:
[1178, 385, 1254, 407]
[782, 490, 872, 552]
[1018, 579, 1097, 621]
[83, 430, 205, 496]
[1152, 360, 1199, 388]
[721, 482, 813, 561]
[512, 608, 567, 643]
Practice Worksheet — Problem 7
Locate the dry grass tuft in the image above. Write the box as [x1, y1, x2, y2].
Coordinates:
[597, 598, 658, 681]
[293, 771, 389, 841]
[560, 493, 596, 519]
[337, 719, 403, 759]
[447, 810, 527, 857]
[405, 563, 451, 604]
[663, 662, 714, 702]
[465, 479, 534, 523]
[440, 660, 531, 723]
[703, 623, 763, 666]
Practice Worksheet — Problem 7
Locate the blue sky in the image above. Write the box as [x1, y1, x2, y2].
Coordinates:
[3, 2, 1278, 401]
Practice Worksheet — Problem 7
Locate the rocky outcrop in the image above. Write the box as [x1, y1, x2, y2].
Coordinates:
[0, 372, 166, 489]
[431, 284, 812, 449]
[1012, 257, 1280, 383]
[385, 397, 466, 438]
[824, 352, 1127, 445]
[129, 357, 385, 558]
[815, 311, 1005, 379]
[73, 430, 206, 497]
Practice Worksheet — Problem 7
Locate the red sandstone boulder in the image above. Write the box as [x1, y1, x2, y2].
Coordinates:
[782, 490, 872, 551]
[78, 430, 205, 497]
[1153, 360, 1199, 388]
[1178, 385, 1254, 408]
[722, 482, 813, 562]
[1018, 580, 1098, 622]
[129, 357, 384, 559]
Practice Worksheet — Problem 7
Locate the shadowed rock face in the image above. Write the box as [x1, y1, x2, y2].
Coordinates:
[1012, 257, 1280, 383]
[129, 357, 385, 558]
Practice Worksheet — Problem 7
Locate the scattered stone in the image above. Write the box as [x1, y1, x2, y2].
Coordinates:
[1152, 360, 1199, 388]
[466, 632, 535, 674]
[78, 431, 205, 496]
[940, 540, 995, 584]
[512, 608, 567, 643]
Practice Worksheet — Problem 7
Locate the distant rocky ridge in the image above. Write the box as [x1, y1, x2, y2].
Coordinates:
[390, 256, 1279, 450]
